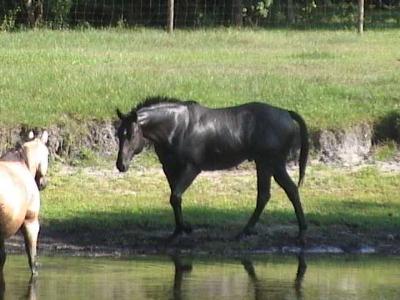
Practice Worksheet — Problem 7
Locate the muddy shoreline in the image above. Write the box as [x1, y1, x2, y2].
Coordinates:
[6, 221, 400, 257]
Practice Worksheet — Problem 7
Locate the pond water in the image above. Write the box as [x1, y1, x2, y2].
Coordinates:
[1, 254, 399, 299]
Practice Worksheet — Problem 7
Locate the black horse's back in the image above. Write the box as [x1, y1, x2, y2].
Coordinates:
[185, 102, 301, 169]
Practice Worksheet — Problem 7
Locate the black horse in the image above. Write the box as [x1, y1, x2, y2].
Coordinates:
[116, 96, 309, 243]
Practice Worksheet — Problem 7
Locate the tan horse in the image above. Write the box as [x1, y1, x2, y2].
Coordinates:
[0, 131, 49, 275]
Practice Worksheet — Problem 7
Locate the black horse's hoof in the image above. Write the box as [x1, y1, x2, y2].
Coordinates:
[182, 223, 192, 234]
[165, 224, 193, 244]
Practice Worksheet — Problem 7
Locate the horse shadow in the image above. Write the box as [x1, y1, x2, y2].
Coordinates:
[40, 207, 304, 250]
[40, 196, 400, 251]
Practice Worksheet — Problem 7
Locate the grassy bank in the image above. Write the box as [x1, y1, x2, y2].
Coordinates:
[38, 161, 400, 253]
[0, 29, 399, 129]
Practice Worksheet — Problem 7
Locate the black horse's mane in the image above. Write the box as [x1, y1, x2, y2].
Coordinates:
[126, 96, 197, 119]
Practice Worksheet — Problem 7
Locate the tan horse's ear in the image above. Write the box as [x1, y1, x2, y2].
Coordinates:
[28, 131, 35, 140]
[41, 131, 49, 144]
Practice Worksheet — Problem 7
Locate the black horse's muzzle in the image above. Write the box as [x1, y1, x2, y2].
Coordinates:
[116, 161, 129, 172]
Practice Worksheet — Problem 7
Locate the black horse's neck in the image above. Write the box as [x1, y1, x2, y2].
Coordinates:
[134, 97, 195, 145]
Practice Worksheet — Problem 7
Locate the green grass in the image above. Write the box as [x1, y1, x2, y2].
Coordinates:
[40, 162, 400, 248]
[1, 28, 399, 129]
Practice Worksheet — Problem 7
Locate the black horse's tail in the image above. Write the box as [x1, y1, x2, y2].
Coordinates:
[288, 111, 309, 187]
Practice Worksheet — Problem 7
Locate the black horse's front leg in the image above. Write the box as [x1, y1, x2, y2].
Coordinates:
[164, 163, 200, 242]
[170, 193, 192, 236]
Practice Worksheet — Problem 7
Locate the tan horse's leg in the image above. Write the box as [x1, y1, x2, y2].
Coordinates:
[21, 220, 40, 276]
[0, 238, 5, 271]
[0, 261, 4, 300]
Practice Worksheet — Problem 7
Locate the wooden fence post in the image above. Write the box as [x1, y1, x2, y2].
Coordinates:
[358, 0, 364, 34]
[167, 0, 174, 33]
[232, 0, 243, 27]
[287, 0, 295, 25]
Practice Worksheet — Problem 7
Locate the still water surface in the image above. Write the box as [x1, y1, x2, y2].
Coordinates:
[1, 254, 399, 299]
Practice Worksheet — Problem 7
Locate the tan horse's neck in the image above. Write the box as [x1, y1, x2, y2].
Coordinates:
[0, 139, 48, 178]
[22, 139, 49, 178]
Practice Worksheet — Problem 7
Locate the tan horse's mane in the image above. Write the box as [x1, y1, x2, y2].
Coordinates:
[0, 145, 29, 166]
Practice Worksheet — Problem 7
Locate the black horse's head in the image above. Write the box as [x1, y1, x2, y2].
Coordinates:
[116, 109, 145, 172]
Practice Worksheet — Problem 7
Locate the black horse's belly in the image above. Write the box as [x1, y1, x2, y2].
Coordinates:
[199, 150, 248, 171]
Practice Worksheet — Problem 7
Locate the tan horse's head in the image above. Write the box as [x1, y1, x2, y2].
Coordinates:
[22, 131, 50, 191]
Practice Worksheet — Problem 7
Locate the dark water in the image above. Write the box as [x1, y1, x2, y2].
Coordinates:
[1, 255, 399, 299]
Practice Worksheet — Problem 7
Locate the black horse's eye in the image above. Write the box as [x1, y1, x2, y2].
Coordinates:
[117, 128, 128, 139]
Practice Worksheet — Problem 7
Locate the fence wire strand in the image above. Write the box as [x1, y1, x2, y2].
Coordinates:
[1, 0, 400, 29]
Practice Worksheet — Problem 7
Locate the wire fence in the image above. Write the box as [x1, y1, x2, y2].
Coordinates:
[1, 0, 400, 30]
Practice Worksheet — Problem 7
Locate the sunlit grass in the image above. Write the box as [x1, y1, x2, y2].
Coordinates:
[0, 29, 399, 129]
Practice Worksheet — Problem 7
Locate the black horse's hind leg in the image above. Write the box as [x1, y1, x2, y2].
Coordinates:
[273, 163, 307, 245]
[165, 163, 200, 241]
[239, 161, 272, 238]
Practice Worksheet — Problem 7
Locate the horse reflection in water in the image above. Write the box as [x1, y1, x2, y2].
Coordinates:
[0, 131, 49, 276]
[0, 272, 37, 300]
[242, 255, 307, 300]
[167, 255, 307, 300]
[116, 96, 309, 243]
[171, 255, 193, 300]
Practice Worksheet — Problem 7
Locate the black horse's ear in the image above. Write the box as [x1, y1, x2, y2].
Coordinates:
[116, 108, 125, 120]
[130, 111, 138, 122]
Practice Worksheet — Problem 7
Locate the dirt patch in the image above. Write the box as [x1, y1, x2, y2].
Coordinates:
[313, 123, 373, 165]
[2, 116, 399, 166]
[0, 120, 118, 162]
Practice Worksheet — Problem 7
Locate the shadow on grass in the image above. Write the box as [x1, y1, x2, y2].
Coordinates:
[306, 199, 400, 229]
[40, 198, 400, 249]
[373, 110, 400, 143]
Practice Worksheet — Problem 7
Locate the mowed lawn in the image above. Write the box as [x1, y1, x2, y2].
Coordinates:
[0, 29, 399, 129]
[1, 29, 399, 250]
